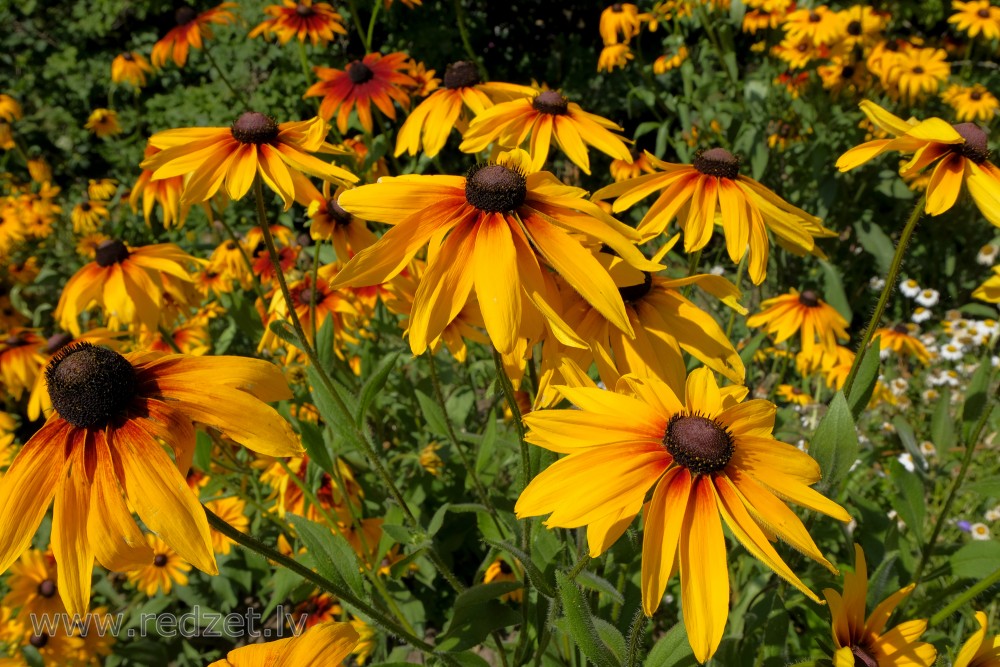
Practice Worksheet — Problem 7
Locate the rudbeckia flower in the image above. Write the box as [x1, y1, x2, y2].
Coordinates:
[954, 611, 1000, 667]
[130, 145, 188, 228]
[208, 621, 358, 667]
[460, 89, 633, 175]
[746, 288, 850, 358]
[305, 52, 416, 134]
[516, 368, 850, 663]
[824, 544, 937, 667]
[837, 100, 1000, 227]
[593, 149, 835, 283]
[84, 109, 121, 138]
[248, 0, 348, 46]
[125, 535, 191, 596]
[0, 343, 302, 614]
[151, 3, 237, 69]
[110, 52, 153, 87]
[949, 0, 1000, 40]
[141, 113, 357, 210]
[331, 149, 660, 355]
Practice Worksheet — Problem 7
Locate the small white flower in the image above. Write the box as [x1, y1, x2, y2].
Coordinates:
[911, 307, 932, 323]
[900, 279, 921, 298]
[915, 289, 940, 307]
[869, 276, 886, 291]
[709, 265, 725, 276]
[919, 440, 936, 457]
[977, 243, 998, 266]
[941, 343, 964, 361]
[897, 452, 916, 473]
[971, 523, 991, 540]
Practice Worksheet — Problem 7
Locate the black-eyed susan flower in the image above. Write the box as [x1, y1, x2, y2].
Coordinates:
[942, 84, 1000, 123]
[594, 150, 835, 283]
[823, 544, 937, 667]
[305, 52, 416, 134]
[949, 0, 1000, 40]
[306, 182, 376, 261]
[208, 620, 359, 667]
[151, 3, 237, 69]
[249, 0, 347, 46]
[516, 368, 850, 663]
[70, 200, 109, 234]
[0, 342, 302, 614]
[746, 289, 849, 358]
[600, 3, 643, 44]
[142, 113, 357, 210]
[111, 52, 153, 87]
[875, 324, 931, 364]
[954, 611, 1000, 667]
[54, 240, 199, 335]
[598, 43, 634, 72]
[332, 149, 660, 355]
[460, 90, 633, 175]
[126, 535, 191, 596]
[84, 109, 121, 138]
[837, 100, 1000, 227]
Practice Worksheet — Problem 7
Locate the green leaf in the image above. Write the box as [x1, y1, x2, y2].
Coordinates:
[357, 351, 400, 425]
[950, 541, 1000, 579]
[930, 387, 955, 449]
[557, 572, 621, 667]
[287, 514, 365, 597]
[887, 460, 925, 534]
[645, 621, 698, 667]
[436, 582, 522, 652]
[576, 570, 625, 606]
[847, 337, 881, 420]
[415, 388, 451, 436]
[961, 361, 993, 440]
[820, 259, 852, 323]
[810, 392, 860, 493]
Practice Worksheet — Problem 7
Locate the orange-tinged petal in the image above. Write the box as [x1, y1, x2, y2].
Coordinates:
[51, 435, 94, 615]
[641, 467, 688, 616]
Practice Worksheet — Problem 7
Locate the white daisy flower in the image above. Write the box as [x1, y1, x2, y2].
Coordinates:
[971, 523, 991, 540]
[915, 289, 940, 307]
[900, 279, 921, 298]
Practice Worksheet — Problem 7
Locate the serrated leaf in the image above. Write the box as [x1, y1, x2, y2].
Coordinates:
[847, 337, 880, 420]
[810, 392, 860, 493]
[645, 621, 698, 667]
[287, 514, 364, 597]
[950, 541, 1000, 579]
[557, 572, 621, 667]
[357, 351, 400, 425]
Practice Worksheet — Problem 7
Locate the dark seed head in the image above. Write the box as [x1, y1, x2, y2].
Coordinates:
[36, 579, 57, 598]
[347, 60, 374, 85]
[443, 61, 480, 89]
[231, 111, 279, 145]
[618, 272, 653, 304]
[95, 239, 131, 267]
[798, 290, 820, 307]
[498, 560, 513, 574]
[465, 163, 527, 213]
[296, 3, 313, 17]
[175, 5, 196, 25]
[29, 634, 48, 649]
[663, 414, 735, 475]
[953, 122, 990, 164]
[850, 645, 879, 667]
[532, 90, 569, 116]
[693, 147, 741, 179]
[847, 20, 862, 35]
[45, 343, 137, 428]
[153, 554, 169, 567]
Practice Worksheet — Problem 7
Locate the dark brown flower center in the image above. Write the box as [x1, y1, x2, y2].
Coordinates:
[175, 5, 196, 25]
[953, 122, 990, 163]
[123, 52, 135, 61]
[532, 91, 569, 116]
[45, 333, 73, 354]
[326, 198, 352, 226]
[893, 323, 909, 334]
[36, 579, 57, 598]
[618, 272, 653, 303]
[95, 239, 131, 267]
[154, 554, 169, 567]
[693, 147, 741, 179]
[798, 290, 820, 307]
[847, 20, 862, 35]
[29, 634, 48, 648]
[465, 163, 527, 212]
[296, 3, 314, 17]
[231, 112, 279, 145]
[850, 644, 879, 667]
[45, 343, 137, 428]
[443, 61, 480, 89]
[347, 60, 374, 85]
[663, 414, 734, 475]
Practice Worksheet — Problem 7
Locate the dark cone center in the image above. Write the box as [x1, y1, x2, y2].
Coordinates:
[231, 111, 279, 145]
[95, 239, 131, 267]
[154, 554, 169, 567]
[45, 343, 137, 428]
[618, 272, 653, 303]
[465, 163, 527, 213]
[953, 122, 990, 164]
[327, 198, 352, 226]
[37, 579, 57, 598]
[850, 645, 879, 667]
[443, 61, 480, 89]
[296, 3, 314, 17]
[175, 5, 196, 25]
[693, 147, 741, 179]
[532, 90, 569, 116]
[347, 61, 374, 85]
[664, 415, 734, 475]
[847, 20, 862, 35]
[798, 290, 820, 307]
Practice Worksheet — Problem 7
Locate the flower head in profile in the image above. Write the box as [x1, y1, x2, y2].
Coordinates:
[824, 544, 937, 667]
[85, 109, 121, 138]
[460, 89, 633, 175]
[0, 343, 302, 615]
[949, 0, 1000, 40]
[954, 611, 1000, 667]
[141, 113, 357, 210]
[305, 52, 416, 134]
[746, 288, 849, 358]
[594, 149, 835, 284]
[111, 52, 153, 87]
[837, 100, 1000, 227]
[332, 149, 661, 356]
[208, 620, 359, 667]
[151, 3, 237, 68]
[249, 0, 348, 46]
[516, 368, 850, 663]
[125, 535, 191, 596]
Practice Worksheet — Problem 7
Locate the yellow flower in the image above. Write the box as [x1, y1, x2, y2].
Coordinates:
[151, 3, 237, 68]
[837, 100, 1000, 227]
[598, 43, 634, 72]
[954, 611, 1000, 667]
[949, 0, 1000, 40]
[208, 620, 359, 667]
[746, 289, 849, 358]
[248, 0, 348, 46]
[824, 544, 937, 667]
[516, 368, 849, 663]
[111, 52, 153, 87]
[126, 534, 191, 596]
[942, 84, 1000, 123]
[84, 109, 121, 138]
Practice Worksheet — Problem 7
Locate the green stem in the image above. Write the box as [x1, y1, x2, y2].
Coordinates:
[201, 43, 247, 107]
[843, 195, 925, 396]
[453, 0, 486, 80]
[930, 564, 1000, 626]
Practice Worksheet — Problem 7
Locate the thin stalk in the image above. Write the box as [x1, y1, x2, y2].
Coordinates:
[843, 195, 925, 396]
[201, 43, 247, 107]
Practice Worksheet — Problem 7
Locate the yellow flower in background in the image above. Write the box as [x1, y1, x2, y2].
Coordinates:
[111, 52, 153, 87]
[208, 620, 359, 667]
[949, 0, 1000, 40]
[593, 149, 835, 284]
[460, 90, 633, 175]
[249, 0, 348, 46]
[837, 100, 1000, 227]
[126, 535, 191, 596]
[954, 611, 1000, 667]
[746, 289, 849, 358]
[941, 84, 1000, 123]
[151, 3, 237, 68]
[85, 109, 121, 138]
[600, 3, 642, 44]
[824, 544, 937, 667]
[0, 342, 302, 615]
[516, 369, 849, 663]
[305, 52, 416, 134]
[598, 43, 634, 72]
[142, 113, 356, 210]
